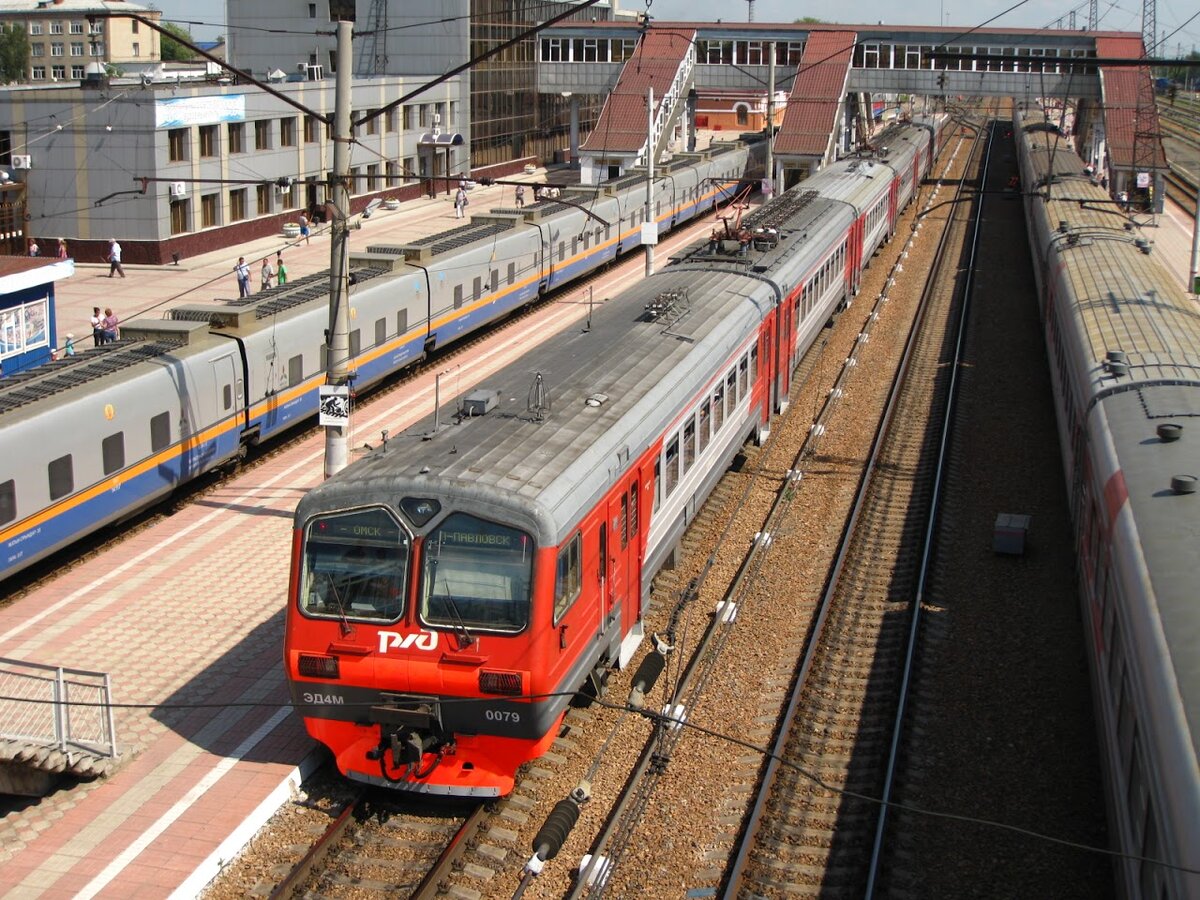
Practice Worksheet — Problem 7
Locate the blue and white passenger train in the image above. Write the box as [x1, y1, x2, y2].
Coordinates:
[0, 141, 761, 582]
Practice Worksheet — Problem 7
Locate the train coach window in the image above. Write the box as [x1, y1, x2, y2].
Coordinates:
[683, 418, 696, 473]
[553, 532, 582, 621]
[750, 345, 758, 383]
[301, 506, 409, 622]
[630, 482, 639, 536]
[102, 433, 125, 476]
[713, 382, 725, 432]
[490, 269, 498, 293]
[48, 455, 73, 502]
[288, 355, 304, 388]
[454, 284, 463, 309]
[664, 436, 680, 496]
[420, 512, 533, 632]
[397, 309, 409, 335]
[223, 384, 233, 411]
[150, 411, 170, 453]
[0, 480, 15, 526]
[473, 277, 482, 301]
[507, 262, 515, 286]
[726, 371, 737, 416]
[699, 400, 711, 453]
[739, 357, 749, 398]
[375, 317, 386, 346]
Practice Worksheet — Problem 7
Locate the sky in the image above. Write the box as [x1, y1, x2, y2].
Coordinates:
[147, 0, 1198, 55]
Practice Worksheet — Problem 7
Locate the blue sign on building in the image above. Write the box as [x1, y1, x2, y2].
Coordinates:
[0, 259, 74, 377]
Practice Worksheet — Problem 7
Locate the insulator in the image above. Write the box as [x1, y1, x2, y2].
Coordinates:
[628, 652, 666, 709]
[532, 798, 580, 862]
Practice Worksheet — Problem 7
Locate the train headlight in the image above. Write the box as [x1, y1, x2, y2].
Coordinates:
[479, 670, 523, 696]
[298, 654, 340, 679]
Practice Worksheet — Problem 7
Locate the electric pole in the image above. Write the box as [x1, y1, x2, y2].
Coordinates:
[645, 86, 656, 277]
[324, 18, 354, 479]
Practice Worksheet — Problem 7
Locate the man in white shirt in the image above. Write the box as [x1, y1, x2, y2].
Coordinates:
[107, 239, 125, 278]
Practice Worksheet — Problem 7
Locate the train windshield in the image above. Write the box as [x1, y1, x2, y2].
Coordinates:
[419, 512, 533, 633]
[300, 507, 410, 623]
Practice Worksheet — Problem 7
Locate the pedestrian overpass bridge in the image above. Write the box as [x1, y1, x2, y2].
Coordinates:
[537, 21, 1165, 205]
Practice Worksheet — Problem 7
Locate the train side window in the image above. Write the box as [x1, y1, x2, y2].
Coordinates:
[223, 384, 233, 411]
[349, 329, 361, 359]
[619, 494, 628, 549]
[698, 400, 711, 453]
[453, 284, 463, 309]
[629, 481, 638, 536]
[0, 479, 15, 526]
[595, 228, 603, 245]
[48, 454, 73, 501]
[507, 262, 516, 285]
[572, 237, 578, 257]
[375, 317, 386, 346]
[320, 345, 328, 371]
[150, 411, 170, 452]
[739, 356, 749, 397]
[664, 435, 680, 495]
[473, 276, 482, 301]
[558, 241, 565, 261]
[713, 381, 725, 431]
[750, 344, 758, 382]
[101, 433, 125, 476]
[554, 532, 582, 621]
[653, 460, 661, 511]
[288, 354, 304, 387]
[726, 371, 737, 415]
[683, 417, 696, 473]
[490, 269, 498, 292]
[397, 309, 409, 334]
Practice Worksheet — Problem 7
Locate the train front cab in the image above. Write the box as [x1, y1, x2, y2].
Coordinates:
[285, 489, 644, 798]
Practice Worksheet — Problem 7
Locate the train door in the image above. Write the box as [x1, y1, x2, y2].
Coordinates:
[607, 475, 641, 634]
[213, 354, 244, 422]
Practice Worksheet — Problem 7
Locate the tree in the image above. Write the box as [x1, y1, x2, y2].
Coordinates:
[159, 22, 195, 62]
[0, 23, 30, 83]
[794, 17, 824, 23]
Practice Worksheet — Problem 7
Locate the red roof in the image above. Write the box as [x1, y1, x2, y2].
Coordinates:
[580, 29, 696, 155]
[1095, 36, 1169, 171]
[772, 31, 856, 157]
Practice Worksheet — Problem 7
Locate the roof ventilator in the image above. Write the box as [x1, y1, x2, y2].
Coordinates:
[1135, 238, 1152, 254]
[1170, 475, 1196, 495]
[1105, 350, 1128, 378]
[1157, 423, 1182, 442]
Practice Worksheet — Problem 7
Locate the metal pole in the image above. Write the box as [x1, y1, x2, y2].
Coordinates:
[766, 42, 775, 197]
[323, 18, 353, 480]
[645, 86, 655, 277]
[433, 371, 442, 433]
[1190, 190, 1200, 294]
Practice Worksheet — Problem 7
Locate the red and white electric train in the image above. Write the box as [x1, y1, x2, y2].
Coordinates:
[284, 116, 946, 797]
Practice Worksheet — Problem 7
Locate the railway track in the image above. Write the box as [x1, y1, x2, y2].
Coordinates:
[268, 791, 485, 899]
[722, 116, 994, 898]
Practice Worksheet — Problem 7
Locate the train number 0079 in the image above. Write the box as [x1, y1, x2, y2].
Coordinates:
[484, 710, 520, 723]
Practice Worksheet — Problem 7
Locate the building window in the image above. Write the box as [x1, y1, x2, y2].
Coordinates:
[403, 156, 414, 179]
[199, 124, 217, 157]
[254, 119, 270, 150]
[31, 44, 44, 57]
[308, 2, 316, 16]
[70, 21, 83, 33]
[403, 105, 415, 130]
[448, 101, 457, 126]
[131, 19, 138, 32]
[168, 128, 187, 162]
[51, 64, 65, 79]
[386, 161, 399, 185]
[50, 22, 63, 34]
[89, 20, 103, 34]
[169, 198, 189, 234]
[51, 42, 63, 56]
[280, 116, 296, 146]
[131, 42, 139, 56]
[256, 183, 271, 215]
[70, 42, 83, 56]
[364, 109, 377, 135]
[30, 23, 43, 35]
[71, 65, 83, 78]
[281, 183, 296, 209]
[31, 65, 45, 79]
[89, 42, 103, 56]
[367, 163, 379, 191]
[385, 108, 396, 132]
[228, 122, 244, 153]
[201, 193, 219, 228]
[303, 114, 319, 143]
[229, 188, 246, 221]
[419, 104, 430, 127]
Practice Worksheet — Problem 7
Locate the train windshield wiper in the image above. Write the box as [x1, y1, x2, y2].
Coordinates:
[431, 560, 475, 648]
[321, 571, 355, 637]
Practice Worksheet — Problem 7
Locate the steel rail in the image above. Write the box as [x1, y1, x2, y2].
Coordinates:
[721, 110, 991, 898]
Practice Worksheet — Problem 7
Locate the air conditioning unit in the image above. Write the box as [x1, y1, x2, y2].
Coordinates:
[11, 155, 32, 170]
[169, 181, 187, 198]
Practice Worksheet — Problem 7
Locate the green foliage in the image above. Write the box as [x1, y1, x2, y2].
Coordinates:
[159, 22, 195, 62]
[794, 16, 824, 23]
[0, 22, 30, 83]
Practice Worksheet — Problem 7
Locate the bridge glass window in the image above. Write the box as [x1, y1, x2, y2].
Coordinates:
[0, 479, 15, 526]
[301, 506, 409, 622]
[784, 42, 804, 66]
[860, 43, 880, 68]
[48, 454, 73, 501]
[612, 38, 636, 61]
[420, 512, 533, 632]
[542, 37, 566, 62]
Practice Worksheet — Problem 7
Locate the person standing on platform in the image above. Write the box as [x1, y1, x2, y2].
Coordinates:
[299, 212, 310, 245]
[276, 252, 287, 285]
[454, 186, 467, 219]
[64, 333, 75, 356]
[28, 239, 39, 257]
[90, 307, 103, 347]
[234, 256, 251, 298]
[107, 239, 125, 278]
[101, 308, 119, 343]
[57, 238, 68, 259]
[260, 257, 274, 291]
[515, 184, 525, 208]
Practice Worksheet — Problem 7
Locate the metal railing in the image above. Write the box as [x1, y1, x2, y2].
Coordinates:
[0, 657, 118, 758]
